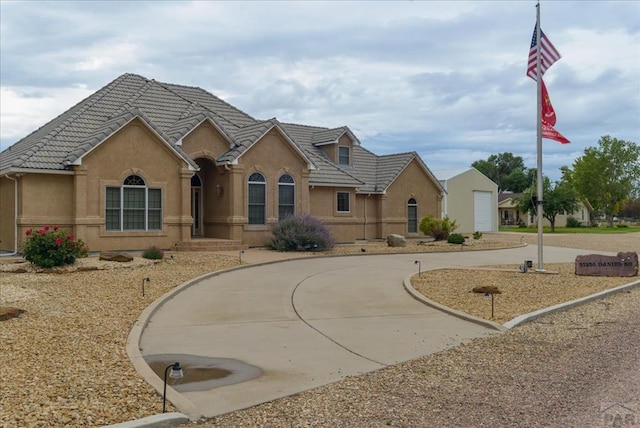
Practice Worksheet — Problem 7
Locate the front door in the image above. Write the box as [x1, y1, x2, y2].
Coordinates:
[191, 187, 203, 236]
[191, 174, 202, 236]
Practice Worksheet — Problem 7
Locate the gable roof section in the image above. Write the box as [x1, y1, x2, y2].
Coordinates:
[311, 126, 360, 146]
[373, 152, 445, 195]
[1, 73, 437, 195]
[0, 73, 255, 173]
[217, 119, 315, 170]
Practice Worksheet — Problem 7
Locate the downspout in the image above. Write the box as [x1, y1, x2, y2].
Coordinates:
[1, 174, 19, 256]
[363, 194, 371, 240]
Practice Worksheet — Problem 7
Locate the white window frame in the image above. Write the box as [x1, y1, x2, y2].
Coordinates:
[106, 175, 162, 231]
[278, 174, 295, 221]
[248, 172, 267, 225]
[338, 146, 350, 165]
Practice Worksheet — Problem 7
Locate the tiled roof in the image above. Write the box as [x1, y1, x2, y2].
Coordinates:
[1, 73, 439, 194]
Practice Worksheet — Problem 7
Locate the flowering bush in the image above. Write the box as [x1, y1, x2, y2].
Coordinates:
[22, 225, 88, 268]
[269, 215, 335, 251]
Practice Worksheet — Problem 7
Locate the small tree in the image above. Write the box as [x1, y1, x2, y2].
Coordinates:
[516, 177, 580, 232]
[419, 214, 458, 241]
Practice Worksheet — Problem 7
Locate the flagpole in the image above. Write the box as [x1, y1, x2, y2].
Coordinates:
[535, 2, 545, 272]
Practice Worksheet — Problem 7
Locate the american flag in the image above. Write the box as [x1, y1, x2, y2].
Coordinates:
[527, 27, 561, 80]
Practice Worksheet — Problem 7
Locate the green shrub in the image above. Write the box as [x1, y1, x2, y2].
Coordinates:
[518, 223, 527, 228]
[565, 216, 582, 228]
[142, 245, 164, 259]
[616, 223, 629, 228]
[269, 215, 335, 251]
[419, 215, 458, 241]
[472, 231, 483, 240]
[447, 233, 465, 244]
[22, 225, 88, 268]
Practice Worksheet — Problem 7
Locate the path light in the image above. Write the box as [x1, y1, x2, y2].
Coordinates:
[142, 277, 150, 297]
[414, 260, 422, 277]
[484, 292, 495, 318]
[239, 250, 245, 264]
[162, 362, 184, 413]
[472, 286, 501, 319]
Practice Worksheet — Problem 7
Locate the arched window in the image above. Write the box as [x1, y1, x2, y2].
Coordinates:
[278, 174, 295, 221]
[407, 198, 418, 233]
[248, 172, 266, 225]
[106, 175, 162, 231]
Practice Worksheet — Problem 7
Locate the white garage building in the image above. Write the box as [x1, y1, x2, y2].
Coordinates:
[433, 168, 499, 234]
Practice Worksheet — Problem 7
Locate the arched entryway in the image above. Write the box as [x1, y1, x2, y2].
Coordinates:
[192, 158, 229, 239]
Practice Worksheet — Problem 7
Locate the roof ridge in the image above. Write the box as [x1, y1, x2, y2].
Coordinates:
[378, 150, 415, 158]
[110, 76, 154, 119]
[155, 79, 257, 126]
[280, 121, 332, 131]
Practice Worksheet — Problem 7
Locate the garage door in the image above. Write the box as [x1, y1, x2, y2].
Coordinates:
[473, 191, 493, 232]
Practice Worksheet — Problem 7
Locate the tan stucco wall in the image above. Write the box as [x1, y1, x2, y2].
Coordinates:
[236, 128, 311, 246]
[307, 159, 442, 242]
[0, 176, 16, 252]
[77, 119, 192, 251]
[383, 159, 442, 237]
[309, 186, 358, 243]
[181, 121, 230, 157]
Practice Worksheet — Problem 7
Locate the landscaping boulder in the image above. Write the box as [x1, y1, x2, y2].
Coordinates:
[387, 234, 407, 247]
[0, 307, 25, 322]
[99, 252, 133, 262]
[472, 285, 502, 295]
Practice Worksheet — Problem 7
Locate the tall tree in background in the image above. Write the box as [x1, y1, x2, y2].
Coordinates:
[563, 136, 640, 227]
[515, 176, 580, 232]
[472, 153, 530, 192]
[619, 198, 640, 221]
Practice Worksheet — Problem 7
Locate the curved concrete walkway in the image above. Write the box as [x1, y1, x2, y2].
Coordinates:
[134, 245, 597, 419]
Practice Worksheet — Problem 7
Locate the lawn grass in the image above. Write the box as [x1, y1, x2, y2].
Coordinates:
[499, 225, 640, 234]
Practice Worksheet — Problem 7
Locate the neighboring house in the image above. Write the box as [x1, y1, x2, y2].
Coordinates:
[498, 192, 592, 227]
[498, 192, 525, 226]
[0, 73, 445, 253]
[432, 167, 498, 234]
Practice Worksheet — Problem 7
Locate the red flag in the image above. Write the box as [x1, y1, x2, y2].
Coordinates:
[527, 27, 561, 80]
[542, 120, 570, 144]
[541, 79, 556, 126]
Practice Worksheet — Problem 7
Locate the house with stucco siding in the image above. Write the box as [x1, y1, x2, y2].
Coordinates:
[0, 74, 444, 253]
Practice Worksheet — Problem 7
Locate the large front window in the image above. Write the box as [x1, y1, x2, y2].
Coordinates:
[248, 172, 266, 225]
[278, 174, 295, 221]
[106, 175, 162, 231]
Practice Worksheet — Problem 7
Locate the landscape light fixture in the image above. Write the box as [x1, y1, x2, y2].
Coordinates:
[239, 250, 245, 264]
[142, 277, 150, 297]
[484, 292, 495, 318]
[414, 260, 422, 277]
[162, 362, 184, 413]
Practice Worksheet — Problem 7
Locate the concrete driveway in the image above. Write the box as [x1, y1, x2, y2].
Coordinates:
[135, 245, 588, 419]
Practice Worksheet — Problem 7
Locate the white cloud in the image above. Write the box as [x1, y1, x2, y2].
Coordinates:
[0, 0, 638, 181]
[0, 86, 93, 145]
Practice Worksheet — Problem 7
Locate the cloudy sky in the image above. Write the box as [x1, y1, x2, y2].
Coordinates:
[1, 1, 638, 181]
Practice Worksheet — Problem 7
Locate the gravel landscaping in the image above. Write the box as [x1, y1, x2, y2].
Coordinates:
[0, 232, 638, 427]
